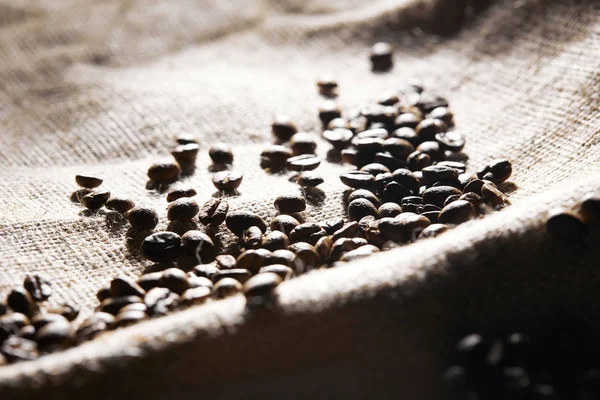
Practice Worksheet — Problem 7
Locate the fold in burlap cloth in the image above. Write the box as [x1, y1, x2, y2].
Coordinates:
[0, 0, 599, 398]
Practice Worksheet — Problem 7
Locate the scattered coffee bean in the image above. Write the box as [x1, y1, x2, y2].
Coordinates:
[274, 194, 306, 214]
[75, 175, 103, 189]
[481, 183, 508, 209]
[125, 206, 158, 230]
[192, 264, 220, 280]
[144, 288, 180, 316]
[270, 249, 296, 267]
[477, 159, 512, 184]
[297, 171, 324, 187]
[339, 245, 380, 262]
[422, 165, 460, 186]
[271, 115, 298, 142]
[318, 100, 342, 126]
[1, 336, 39, 362]
[406, 151, 432, 171]
[31, 313, 67, 331]
[96, 286, 110, 302]
[80, 190, 111, 210]
[181, 286, 211, 306]
[319, 217, 345, 235]
[459, 192, 483, 207]
[315, 236, 334, 262]
[463, 179, 485, 196]
[100, 296, 142, 315]
[213, 269, 252, 284]
[261, 145, 293, 171]
[213, 278, 243, 299]
[110, 276, 145, 298]
[415, 118, 447, 142]
[323, 129, 353, 149]
[147, 160, 181, 182]
[175, 134, 198, 145]
[370, 42, 393, 72]
[188, 275, 213, 289]
[36, 319, 76, 351]
[348, 189, 380, 208]
[208, 143, 234, 165]
[382, 182, 412, 204]
[289, 223, 327, 245]
[115, 310, 146, 328]
[141, 231, 182, 262]
[580, 192, 600, 222]
[198, 198, 228, 227]
[287, 154, 321, 171]
[331, 222, 360, 242]
[166, 187, 197, 203]
[239, 227, 264, 251]
[340, 171, 375, 189]
[23, 274, 52, 302]
[159, 268, 190, 295]
[438, 200, 477, 225]
[422, 186, 463, 208]
[378, 202, 402, 218]
[269, 215, 299, 237]
[49, 303, 79, 322]
[71, 188, 93, 203]
[212, 170, 243, 191]
[428, 107, 454, 126]
[136, 273, 162, 292]
[262, 231, 290, 251]
[172, 143, 200, 165]
[290, 132, 317, 155]
[104, 196, 135, 213]
[348, 198, 378, 221]
[546, 208, 589, 243]
[226, 211, 267, 236]
[77, 312, 115, 342]
[166, 197, 199, 222]
[418, 223, 449, 239]
[327, 118, 350, 130]
[181, 230, 215, 263]
[435, 131, 465, 152]
[360, 163, 390, 176]
[258, 265, 293, 280]
[243, 273, 282, 301]
[290, 243, 320, 271]
[7, 289, 34, 315]
[394, 113, 421, 129]
[317, 75, 338, 97]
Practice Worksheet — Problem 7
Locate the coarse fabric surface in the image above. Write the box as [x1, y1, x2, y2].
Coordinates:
[0, 0, 599, 398]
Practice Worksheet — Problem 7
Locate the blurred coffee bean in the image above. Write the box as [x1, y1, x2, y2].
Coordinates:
[208, 143, 234, 164]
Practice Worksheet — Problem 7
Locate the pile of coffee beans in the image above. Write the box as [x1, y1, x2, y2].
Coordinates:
[547, 192, 599, 243]
[443, 329, 600, 399]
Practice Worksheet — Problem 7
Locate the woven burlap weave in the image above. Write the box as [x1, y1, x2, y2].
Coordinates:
[0, 0, 599, 398]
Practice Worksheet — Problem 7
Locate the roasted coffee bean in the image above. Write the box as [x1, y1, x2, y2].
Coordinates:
[458, 173, 475, 188]
[176, 134, 198, 145]
[319, 217, 345, 235]
[374, 152, 405, 171]
[355, 128, 389, 140]
[444, 194, 461, 207]
[318, 100, 342, 126]
[389, 214, 431, 242]
[378, 217, 409, 243]
[208, 143, 234, 164]
[115, 310, 147, 328]
[96, 286, 110, 302]
[198, 198, 228, 227]
[481, 183, 508, 209]
[352, 137, 384, 152]
[243, 273, 282, 300]
[0, 321, 18, 346]
[1, 314, 29, 331]
[148, 160, 181, 182]
[75, 174, 103, 189]
[382, 182, 411, 204]
[427, 107, 454, 126]
[141, 231, 182, 262]
[181, 230, 216, 263]
[0, 302, 5, 316]
[438, 161, 466, 173]
[414, 93, 449, 113]
[407, 151, 432, 172]
[382, 137, 415, 160]
[212, 170, 243, 191]
[391, 169, 420, 193]
[126, 206, 159, 231]
[322, 129, 353, 149]
[137, 272, 163, 291]
[546, 208, 589, 243]
[172, 143, 200, 165]
[418, 223, 449, 239]
[7, 289, 34, 315]
[77, 312, 115, 343]
[422, 165, 460, 186]
[477, 159, 512, 184]
[17, 325, 36, 341]
[422, 186, 463, 208]
[438, 200, 476, 225]
[104, 196, 135, 213]
[580, 192, 600, 222]
[167, 197, 199, 221]
[31, 313, 68, 330]
[181, 286, 211, 306]
[258, 265, 293, 280]
[370, 42, 393, 71]
[260, 145, 293, 171]
[213, 269, 252, 284]
[213, 278, 242, 299]
[36, 319, 76, 351]
[394, 113, 421, 129]
[349, 116, 368, 133]
[48, 303, 79, 322]
[317, 75, 338, 96]
[378, 202, 402, 218]
[290, 132, 317, 155]
[270, 249, 296, 267]
[262, 231, 290, 251]
[459, 192, 483, 206]
[339, 245, 380, 262]
[192, 264, 220, 280]
[287, 154, 321, 171]
[226, 211, 267, 236]
[360, 163, 390, 176]
[297, 171, 324, 187]
[160, 268, 191, 295]
[378, 92, 400, 106]
[71, 188, 93, 203]
[327, 118, 350, 130]
[435, 131, 465, 152]
[348, 198, 378, 221]
[23, 274, 52, 302]
[270, 214, 300, 236]
[331, 222, 360, 242]
[416, 141, 442, 161]
[271, 115, 298, 142]
[1, 336, 38, 362]
[348, 189, 380, 208]
[341, 148, 359, 165]
[315, 236, 334, 262]
[166, 187, 197, 203]
[375, 172, 395, 192]
[462, 179, 485, 196]
[144, 288, 180, 316]
[110, 276, 145, 298]
[340, 171, 375, 189]
[80, 190, 111, 209]
[289, 223, 327, 245]
[290, 243, 320, 271]
[236, 250, 264, 274]
[420, 204, 441, 213]
[187, 275, 213, 289]
[415, 118, 447, 142]
[274, 194, 306, 214]
[119, 303, 148, 314]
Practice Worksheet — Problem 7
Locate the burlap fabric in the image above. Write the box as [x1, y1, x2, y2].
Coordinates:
[0, 0, 599, 398]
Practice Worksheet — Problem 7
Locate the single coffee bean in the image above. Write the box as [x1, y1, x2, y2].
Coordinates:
[31, 313, 68, 330]
[212, 170, 243, 191]
[330, 237, 370, 262]
[126, 206, 159, 231]
[110, 276, 145, 298]
[438, 161, 466, 172]
[348, 189, 380, 208]
[181, 286, 211, 306]
[416, 141, 442, 161]
[167, 197, 199, 222]
[192, 264, 220, 280]
[269, 215, 299, 237]
[137, 272, 163, 291]
[348, 198, 378, 221]
[213, 269, 252, 284]
[166, 187, 197, 203]
[120, 303, 148, 314]
[96, 286, 110, 302]
[181, 230, 216, 263]
[422, 165, 460, 186]
[319, 217, 345, 235]
[444, 194, 461, 207]
[213, 278, 242, 299]
[274, 194, 306, 214]
[370, 42, 393, 71]
[75, 175, 103, 189]
[331, 222, 360, 242]
[546, 208, 589, 243]
[382, 137, 415, 160]
[160, 268, 190, 295]
[71, 188, 93, 203]
[378, 217, 409, 243]
[290, 243, 321, 271]
[418, 223, 449, 239]
[243, 273, 282, 300]
[259, 265, 293, 280]
[198, 198, 228, 227]
[391, 169, 420, 193]
[0, 302, 5, 317]
[339, 245, 380, 262]
[374, 152, 405, 171]
[262, 231, 290, 251]
[394, 113, 421, 129]
[435, 131, 465, 152]
[414, 93, 449, 113]
[114, 309, 146, 328]
[239, 227, 264, 251]
[352, 137, 384, 152]
[297, 171, 324, 187]
[0, 322, 18, 346]
[100, 296, 143, 315]
[397, 213, 431, 240]
[427, 107, 454, 126]
[421, 204, 441, 213]
[439, 200, 477, 225]
[340, 171, 375, 189]
[317, 75, 338, 97]
[1, 313, 29, 330]
[289, 223, 327, 245]
[355, 128, 389, 140]
[7, 289, 34, 315]
[377, 92, 400, 106]
[360, 163, 391, 176]
[378, 202, 402, 218]
[406, 151, 432, 171]
[415, 118, 447, 142]
[318, 100, 342, 126]
[148, 160, 181, 182]
[477, 159, 512, 184]
[23, 274, 52, 302]
[341, 148, 359, 165]
[260, 145, 293, 171]
[226, 211, 267, 236]
[176, 134, 198, 145]
[580, 192, 600, 223]
[104, 197, 135, 213]
[144, 288, 180, 316]
[348, 116, 368, 133]
[17, 325, 36, 341]
[323, 129, 353, 149]
[269, 249, 296, 267]
[459, 192, 483, 206]
[287, 154, 321, 171]
[48, 303, 79, 321]
[188, 275, 213, 289]
[481, 183, 508, 209]
[463, 179, 485, 196]
[1, 336, 39, 362]
[271, 115, 298, 142]
[172, 143, 200, 165]
[141, 231, 182, 262]
[382, 182, 412, 204]
[80, 190, 111, 210]
[290, 132, 317, 155]
[422, 186, 463, 208]
[327, 118, 350, 130]
[77, 312, 115, 342]
[315, 236, 334, 262]
[36, 319, 76, 351]
[208, 142, 234, 164]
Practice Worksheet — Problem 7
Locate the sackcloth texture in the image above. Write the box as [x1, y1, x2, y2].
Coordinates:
[0, 0, 599, 398]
